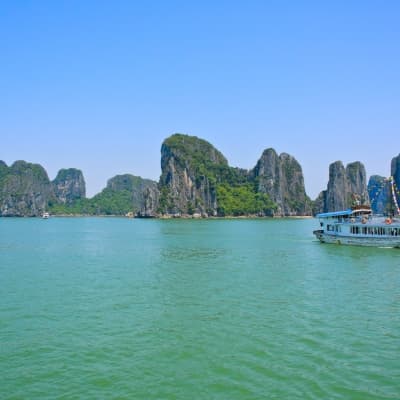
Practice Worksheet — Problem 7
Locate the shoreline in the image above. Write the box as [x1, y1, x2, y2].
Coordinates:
[0, 214, 314, 219]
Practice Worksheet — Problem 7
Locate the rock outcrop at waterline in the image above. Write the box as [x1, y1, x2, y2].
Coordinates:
[0, 160, 159, 217]
[52, 168, 86, 205]
[0, 161, 55, 216]
[137, 185, 160, 217]
[99, 174, 159, 217]
[252, 148, 311, 216]
[366, 155, 400, 215]
[392, 154, 400, 190]
[7, 134, 388, 218]
[0, 134, 313, 217]
[368, 175, 389, 214]
[314, 161, 369, 214]
[157, 134, 311, 217]
[158, 134, 230, 216]
[0, 161, 87, 216]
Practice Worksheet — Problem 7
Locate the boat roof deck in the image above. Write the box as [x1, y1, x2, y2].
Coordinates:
[317, 209, 353, 218]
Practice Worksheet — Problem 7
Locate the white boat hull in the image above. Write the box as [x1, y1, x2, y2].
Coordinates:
[314, 230, 400, 248]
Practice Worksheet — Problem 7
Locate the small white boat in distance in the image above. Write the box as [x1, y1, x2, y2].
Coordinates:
[42, 212, 50, 219]
[313, 205, 400, 248]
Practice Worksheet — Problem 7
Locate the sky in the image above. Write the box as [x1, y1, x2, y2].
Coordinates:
[1, 1, 399, 198]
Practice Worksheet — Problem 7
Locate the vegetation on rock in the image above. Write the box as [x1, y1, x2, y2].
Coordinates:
[49, 174, 157, 216]
[0, 161, 54, 216]
[216, 183, 276, 216]
[159, 134, 286, 216]
[4, 133, 386, 218]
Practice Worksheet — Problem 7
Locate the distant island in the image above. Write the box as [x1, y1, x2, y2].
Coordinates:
[0, 134, 399, 218]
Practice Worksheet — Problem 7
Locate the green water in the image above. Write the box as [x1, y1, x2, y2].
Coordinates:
[0, 218, 399, 399]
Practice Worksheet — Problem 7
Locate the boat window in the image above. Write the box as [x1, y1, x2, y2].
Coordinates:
[377, 227, 386, 235]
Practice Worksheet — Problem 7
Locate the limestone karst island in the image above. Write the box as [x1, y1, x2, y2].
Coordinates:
[1, 134, 399, 218]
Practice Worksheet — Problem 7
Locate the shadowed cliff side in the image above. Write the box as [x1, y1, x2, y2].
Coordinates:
[368, 154, 400, 215]
[314, 161, 369, 214]
[368, 175, 390, 214]
[391, 153, 400, 192]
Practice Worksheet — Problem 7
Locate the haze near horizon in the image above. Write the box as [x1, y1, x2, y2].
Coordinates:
[1, 1, 399, 198]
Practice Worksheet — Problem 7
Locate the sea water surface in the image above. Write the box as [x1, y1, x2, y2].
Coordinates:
[0, 217, 399, 399]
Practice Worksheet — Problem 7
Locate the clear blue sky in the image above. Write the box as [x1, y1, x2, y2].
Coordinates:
[1, 1, 399, 198]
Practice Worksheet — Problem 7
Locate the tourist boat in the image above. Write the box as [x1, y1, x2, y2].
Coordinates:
[314, 176, 400, 248]
[313, 205, 400, 247]
[42, 212, 50, 219]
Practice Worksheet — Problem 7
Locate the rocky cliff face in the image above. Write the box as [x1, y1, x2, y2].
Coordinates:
[390, 154, 400, 213]
[252, 149, 311, 216]
[0, 160, 54, 216]
[368, 175, 389, 214]
[325, 161, 348, 212]
[52, 168, 86, 204]
[346, 162, 370, 203]
[0, 160, 8, 180]
[138, 186, 160, 217]
[0, 159, 160, 217]
[158, 134, 229, 216]
[391, 154, 400, 190]
[158, 134, 311, 217]
[367, 155, 400, 215]
[315, 161, 369, 214]
[105, 174, 159, 216]
[0, 161, 90, 216]
[312, 190, 327, 216]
